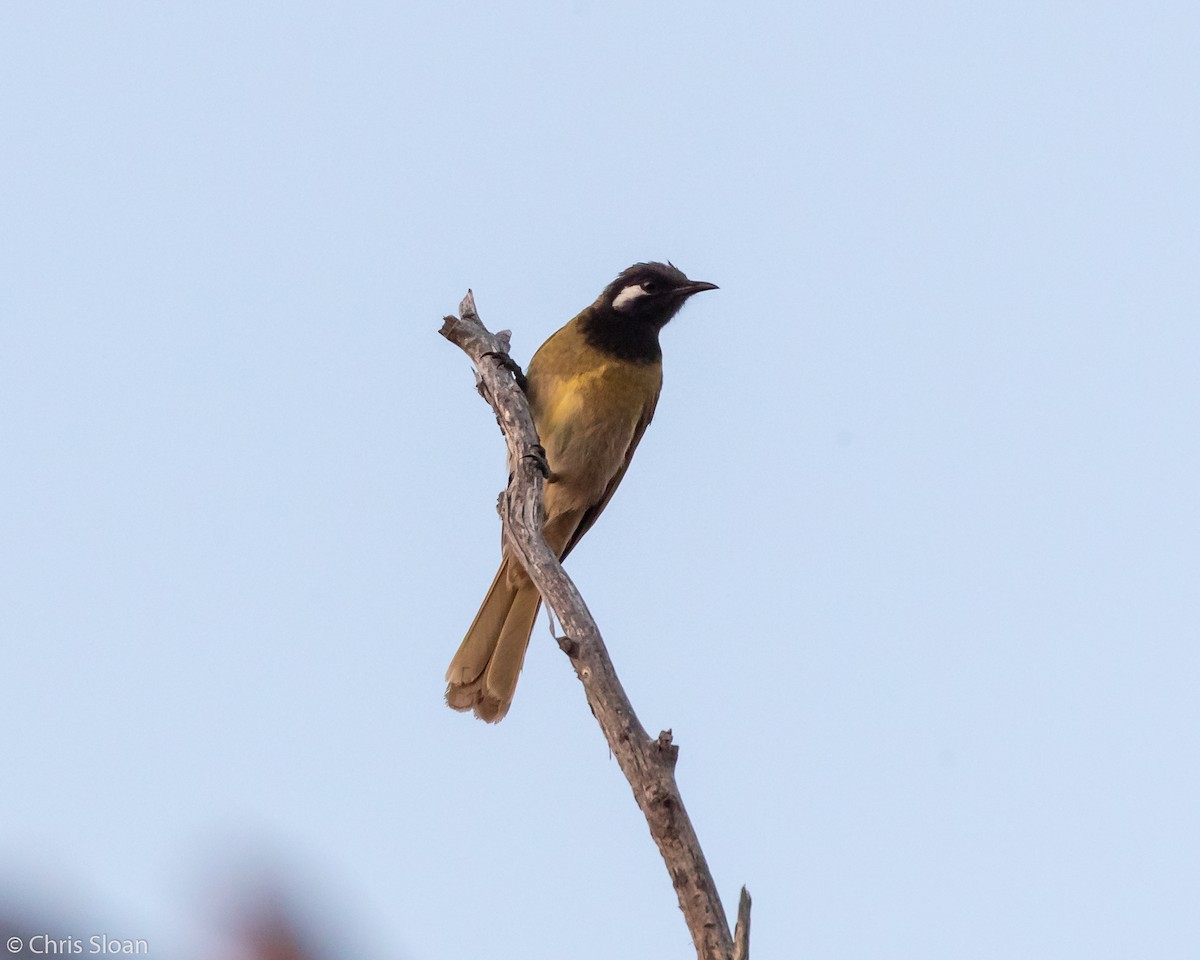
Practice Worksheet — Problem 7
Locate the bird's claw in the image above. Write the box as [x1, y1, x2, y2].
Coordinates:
[481, 351, 528, 392]
[526, 444, 551, 478]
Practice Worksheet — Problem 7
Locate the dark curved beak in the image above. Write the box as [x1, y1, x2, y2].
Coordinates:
[679, 280, 719, 297]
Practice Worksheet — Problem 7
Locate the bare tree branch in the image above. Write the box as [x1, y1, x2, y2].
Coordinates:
[440, 291, 751, 960]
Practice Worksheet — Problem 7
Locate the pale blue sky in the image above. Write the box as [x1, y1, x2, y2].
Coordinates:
[2, 2, 1198, 958]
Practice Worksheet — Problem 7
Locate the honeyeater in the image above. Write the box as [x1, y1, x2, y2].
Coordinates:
[445, 261, 717, 722]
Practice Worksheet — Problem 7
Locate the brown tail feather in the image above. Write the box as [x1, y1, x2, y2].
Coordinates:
[445, 557, 541, 722]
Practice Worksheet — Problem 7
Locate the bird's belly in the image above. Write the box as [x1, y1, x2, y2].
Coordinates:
[534, 369, 640, 506]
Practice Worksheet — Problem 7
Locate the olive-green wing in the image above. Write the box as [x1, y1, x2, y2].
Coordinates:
[558, 393, 659, 561]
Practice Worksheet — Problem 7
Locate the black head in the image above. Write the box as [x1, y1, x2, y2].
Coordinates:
[580, 261, 717, 364]
[599, 261, 719, 330]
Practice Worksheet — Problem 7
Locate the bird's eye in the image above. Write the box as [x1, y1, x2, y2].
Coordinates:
[641, 279, 657, 293]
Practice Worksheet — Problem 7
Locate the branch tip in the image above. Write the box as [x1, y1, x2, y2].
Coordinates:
[733, 886, 752, 960]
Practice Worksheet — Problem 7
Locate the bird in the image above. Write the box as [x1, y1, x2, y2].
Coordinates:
[445, 261, 718, 722]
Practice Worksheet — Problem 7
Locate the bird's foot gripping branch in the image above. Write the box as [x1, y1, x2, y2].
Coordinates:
[439, 273, 749, 960]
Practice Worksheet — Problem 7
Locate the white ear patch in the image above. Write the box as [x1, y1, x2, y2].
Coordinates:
[612, 283, 649, 311]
